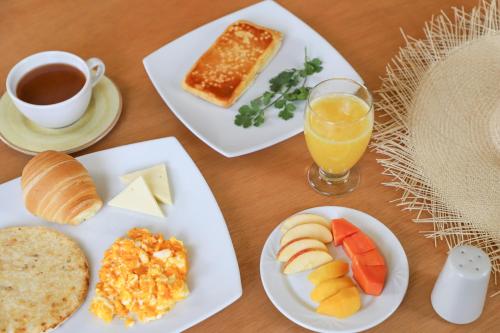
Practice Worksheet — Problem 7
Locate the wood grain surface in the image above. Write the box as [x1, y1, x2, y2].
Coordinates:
[0, 0, 498, 332]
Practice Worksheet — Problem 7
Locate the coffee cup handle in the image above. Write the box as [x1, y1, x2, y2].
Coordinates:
[86, 58, 105, 87]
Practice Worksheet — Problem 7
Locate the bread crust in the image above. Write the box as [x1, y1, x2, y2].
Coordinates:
[0, 226, 89, 333]
[21, 151, 103, 225]
[183, 20, 283, 107]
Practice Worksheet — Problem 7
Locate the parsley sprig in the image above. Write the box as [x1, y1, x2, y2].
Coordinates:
[234, 49, 323, 128]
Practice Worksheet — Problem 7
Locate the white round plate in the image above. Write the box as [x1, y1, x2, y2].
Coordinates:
[260, 206, 409, 333]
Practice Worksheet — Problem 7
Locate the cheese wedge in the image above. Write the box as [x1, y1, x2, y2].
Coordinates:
[109, 177, 164, 218]
[120, 164, 172, 204]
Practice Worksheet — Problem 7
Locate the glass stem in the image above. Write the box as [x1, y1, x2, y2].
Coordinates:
[319, 168, 350, 184]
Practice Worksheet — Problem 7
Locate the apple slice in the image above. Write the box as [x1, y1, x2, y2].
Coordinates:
[280, 213, 330, 233]
[277, 238, 328, 262]
[283, 249, 333, 275]
[280, 223, 333, 246]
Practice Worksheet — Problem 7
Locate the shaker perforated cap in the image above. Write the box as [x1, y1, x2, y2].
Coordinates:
[431, 245, 491, 324]
[448, 245, 491, 279]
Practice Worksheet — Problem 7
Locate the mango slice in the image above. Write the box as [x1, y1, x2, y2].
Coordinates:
[317, 286, 361, 318]
[310, 276, 354, 302]
[308, 260, 349, 285]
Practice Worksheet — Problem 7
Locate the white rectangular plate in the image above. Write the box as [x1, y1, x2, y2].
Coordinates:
[0, 137, 242, 333]
[143, 0, 362, 157]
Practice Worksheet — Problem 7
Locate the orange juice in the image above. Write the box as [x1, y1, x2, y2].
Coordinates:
[304, 94, 373, 174]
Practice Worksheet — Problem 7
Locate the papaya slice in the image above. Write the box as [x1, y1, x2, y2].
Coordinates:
[342, 232, 376, 259]
[352, 249, 385, 266]
[331, 218, 360, 246]
[352, 260, 387, 296]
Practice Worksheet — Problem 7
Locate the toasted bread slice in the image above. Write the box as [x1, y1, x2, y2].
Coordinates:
[183, 20, 283, 107]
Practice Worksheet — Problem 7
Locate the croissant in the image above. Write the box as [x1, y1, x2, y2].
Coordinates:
[21, 150, 103, 225]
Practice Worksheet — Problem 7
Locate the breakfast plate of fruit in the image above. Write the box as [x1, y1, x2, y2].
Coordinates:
[0, 137, 242, 333]
[143, 0, 361, 157]
[260, 206, 409, 332]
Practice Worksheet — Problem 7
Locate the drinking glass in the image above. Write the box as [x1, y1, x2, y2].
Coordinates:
[304, 78, 373, 195]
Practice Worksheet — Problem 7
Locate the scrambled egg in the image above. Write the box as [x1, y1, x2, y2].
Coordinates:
[90, 228, 189, 326]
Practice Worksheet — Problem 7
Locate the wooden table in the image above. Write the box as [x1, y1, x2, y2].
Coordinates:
[1, 0, 498, 331]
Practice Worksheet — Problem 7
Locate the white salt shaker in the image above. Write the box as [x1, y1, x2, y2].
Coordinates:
[431, 245, 491, 324]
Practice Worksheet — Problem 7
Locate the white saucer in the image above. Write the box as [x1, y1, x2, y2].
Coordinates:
[0, 76, 121, 155]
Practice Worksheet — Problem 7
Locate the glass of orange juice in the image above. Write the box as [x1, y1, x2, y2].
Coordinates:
[304, 78, 373, 195]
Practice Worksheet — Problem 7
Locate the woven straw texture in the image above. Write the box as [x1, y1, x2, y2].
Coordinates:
[372, 0, 500, 284]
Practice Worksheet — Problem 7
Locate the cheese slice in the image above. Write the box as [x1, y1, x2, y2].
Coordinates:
[108, 176, 164, 217]
[120, 164, 172, 205]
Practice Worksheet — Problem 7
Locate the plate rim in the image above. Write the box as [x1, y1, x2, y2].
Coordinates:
[0, 76, 122, 156]
[142, 0, 362, 158]
[260, 206, 409, 333]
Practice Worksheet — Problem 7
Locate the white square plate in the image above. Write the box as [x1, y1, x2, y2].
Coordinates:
[143, 0, 362, 157]
[0, 137, 242, 333]
[260, 206, 409, 332]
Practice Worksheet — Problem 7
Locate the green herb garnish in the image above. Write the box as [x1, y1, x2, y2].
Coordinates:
[234, 49, 323, 128]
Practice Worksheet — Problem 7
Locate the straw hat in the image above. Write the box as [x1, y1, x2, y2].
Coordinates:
[411, 34, 500, 240]
[372, 0, 500, 277]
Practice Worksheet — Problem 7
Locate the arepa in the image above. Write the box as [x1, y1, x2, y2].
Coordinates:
[0, 226, 89, 333]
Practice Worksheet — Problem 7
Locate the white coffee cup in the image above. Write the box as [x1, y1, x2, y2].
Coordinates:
[6, 51, 105, 128]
